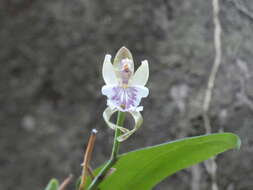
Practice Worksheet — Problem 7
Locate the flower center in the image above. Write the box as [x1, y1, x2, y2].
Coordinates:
[120, 59, 133, 87]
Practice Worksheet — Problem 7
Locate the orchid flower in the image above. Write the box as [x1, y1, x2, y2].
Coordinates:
[101, 47, 149, 141]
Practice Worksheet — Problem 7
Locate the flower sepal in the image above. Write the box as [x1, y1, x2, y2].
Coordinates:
[103, 107, 143, 142]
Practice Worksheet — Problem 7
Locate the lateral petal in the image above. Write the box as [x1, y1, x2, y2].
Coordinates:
[102, 54, 118, 85]
[130, 60, 149, 86]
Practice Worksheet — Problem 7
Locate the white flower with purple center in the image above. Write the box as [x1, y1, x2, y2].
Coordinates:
[102, 57, 149, 112]
[101, 47, 149, 141]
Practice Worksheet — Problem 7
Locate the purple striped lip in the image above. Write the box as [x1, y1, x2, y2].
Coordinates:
[102, 85, 148, 112]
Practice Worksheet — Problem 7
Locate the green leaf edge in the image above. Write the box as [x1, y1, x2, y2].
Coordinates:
[119, 132, 241, 156]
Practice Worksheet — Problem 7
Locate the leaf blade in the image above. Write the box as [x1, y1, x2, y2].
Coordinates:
[97, 133, 240, 190]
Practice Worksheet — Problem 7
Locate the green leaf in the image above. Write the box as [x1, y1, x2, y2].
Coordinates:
[94, 133, 240, 190]
[44, 178, 59, 190]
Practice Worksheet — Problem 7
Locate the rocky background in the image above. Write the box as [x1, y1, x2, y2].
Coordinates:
[1, 0, 253, 189]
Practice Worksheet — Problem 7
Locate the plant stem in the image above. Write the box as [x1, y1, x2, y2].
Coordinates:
[111, 111, 125, 159]
[87, 111, 125, 190]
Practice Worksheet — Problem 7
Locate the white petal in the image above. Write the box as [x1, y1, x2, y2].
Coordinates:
[102, 54, 118, 85]
[130, 60, 149, 86]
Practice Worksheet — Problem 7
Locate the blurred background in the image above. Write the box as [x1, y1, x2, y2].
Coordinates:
[1, 0, 253, 189]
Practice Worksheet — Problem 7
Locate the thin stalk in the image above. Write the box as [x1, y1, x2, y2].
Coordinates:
[87, 111, 125, 190]
[79, 129, 97, 190]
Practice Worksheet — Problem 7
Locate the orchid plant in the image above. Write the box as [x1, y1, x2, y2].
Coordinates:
[102, 47, 149, 142]
[44, 47, 240, 190]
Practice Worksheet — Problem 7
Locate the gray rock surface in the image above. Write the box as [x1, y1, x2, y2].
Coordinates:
[0, 0, 253, 189]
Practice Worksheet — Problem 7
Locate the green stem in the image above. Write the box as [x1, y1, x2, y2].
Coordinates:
[87, 111, 125, 190]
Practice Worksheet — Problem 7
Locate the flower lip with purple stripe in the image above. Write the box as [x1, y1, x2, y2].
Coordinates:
[105, 86, 147, 112]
